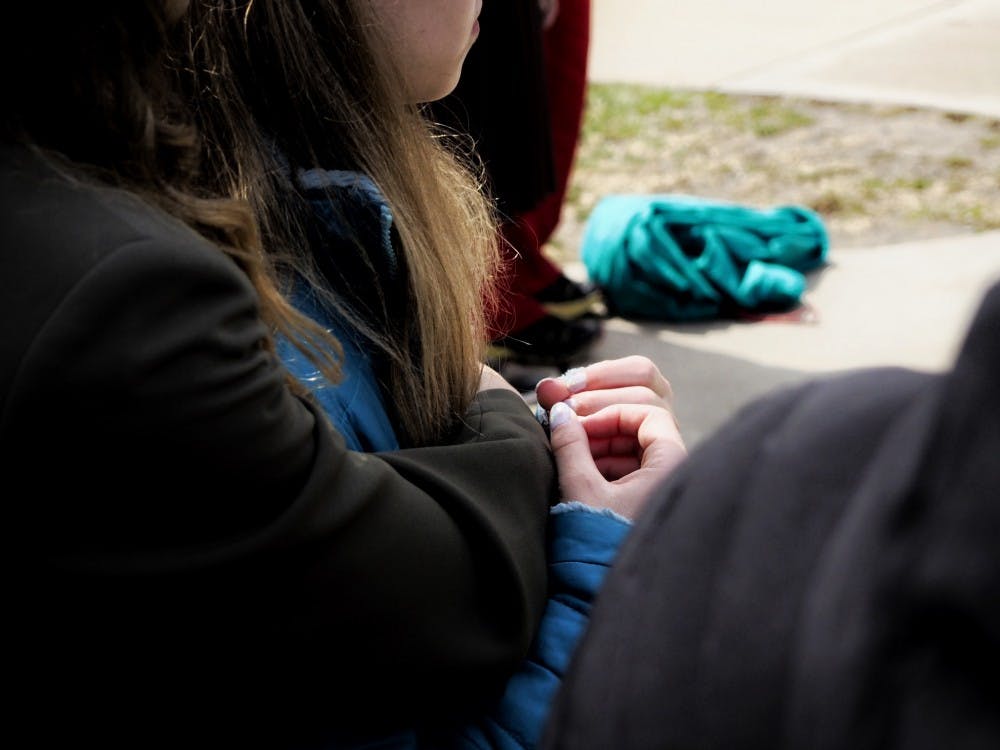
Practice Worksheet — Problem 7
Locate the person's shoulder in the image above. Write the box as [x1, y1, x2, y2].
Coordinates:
[1, 144, 241, 280]
[0, 145, 253, 324]
[0, 144, 259, 399]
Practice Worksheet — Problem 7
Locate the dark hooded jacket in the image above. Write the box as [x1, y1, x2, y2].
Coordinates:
[543, 278, 1000, 750]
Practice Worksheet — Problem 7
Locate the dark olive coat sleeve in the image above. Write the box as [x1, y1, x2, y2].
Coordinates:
[0, 148, 556, 743]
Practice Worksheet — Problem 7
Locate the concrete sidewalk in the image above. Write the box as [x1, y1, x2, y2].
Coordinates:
[590, 0, 1000, 118]
[573, 231, 1000, 447]
[575, 0, 1000, 447]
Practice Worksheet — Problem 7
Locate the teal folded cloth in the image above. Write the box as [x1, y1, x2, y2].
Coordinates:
[581, 194, 829, 321]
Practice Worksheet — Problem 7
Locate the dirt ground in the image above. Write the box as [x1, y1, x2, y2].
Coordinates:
[547, 86, 1000, 266]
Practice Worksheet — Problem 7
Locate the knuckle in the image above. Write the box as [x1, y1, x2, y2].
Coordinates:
[662, 379, 674, 403]
[636, 357, 661, 385]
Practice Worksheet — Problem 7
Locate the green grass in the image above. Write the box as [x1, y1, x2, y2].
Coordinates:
[564, 81, 1000, 251]
[584, 83, 694, 141]
[910, 203, 1000, 230]
[583, 84, 816, 143]
[744, 101, 815, 137]
[799, 165, 859, 182]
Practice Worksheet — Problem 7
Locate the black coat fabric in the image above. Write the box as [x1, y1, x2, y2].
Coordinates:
[0, 145, 557, 746]
[543, 279, 1000, 749]
[428, 0, 555, 215]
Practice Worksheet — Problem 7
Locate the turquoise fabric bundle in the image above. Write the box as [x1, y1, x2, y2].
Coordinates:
[581, 194, 829, 321]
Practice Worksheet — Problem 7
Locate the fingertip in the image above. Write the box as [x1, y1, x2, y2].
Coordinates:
[535, 376, 568, 408]
[560, 367, 587, 394]
[549, 400, 576, 430]
[534, 377, 555, 399]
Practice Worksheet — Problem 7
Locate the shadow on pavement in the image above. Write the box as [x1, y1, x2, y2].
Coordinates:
[587, 322, 812, 449]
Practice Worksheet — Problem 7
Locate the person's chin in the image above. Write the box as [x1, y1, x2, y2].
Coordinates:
[416, 73, 463, 104]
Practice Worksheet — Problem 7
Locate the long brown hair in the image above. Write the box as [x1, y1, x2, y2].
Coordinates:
[0, 1, 339, 393]
[180, 0, 502, 446]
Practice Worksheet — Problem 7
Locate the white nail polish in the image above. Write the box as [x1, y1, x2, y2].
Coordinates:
[549, 401, 574, 429]
[561, 367, 587, 393]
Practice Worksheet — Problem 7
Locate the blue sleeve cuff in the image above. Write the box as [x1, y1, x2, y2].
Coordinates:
[550, 500, 632, 527]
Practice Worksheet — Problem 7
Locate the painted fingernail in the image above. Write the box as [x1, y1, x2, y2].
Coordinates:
[564, 397, 579, 412]
[560, 367, 587, 393]
[534, 404, 549, 429]
[549, 401, 575, 429]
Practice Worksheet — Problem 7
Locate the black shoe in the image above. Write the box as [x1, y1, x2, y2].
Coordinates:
[487, 313, 602, 369]
[534, 274, 606, 321]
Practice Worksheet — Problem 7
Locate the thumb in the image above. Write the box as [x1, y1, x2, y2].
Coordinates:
[548, 402, 604, 498]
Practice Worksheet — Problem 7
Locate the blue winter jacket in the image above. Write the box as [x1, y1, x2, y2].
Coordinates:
[281, 168, 631, 749]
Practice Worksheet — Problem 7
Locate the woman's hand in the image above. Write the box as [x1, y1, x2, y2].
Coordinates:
[535, 356, 685, 519]
[548, 400, 687, 520]
[535, 355, 675, 421]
